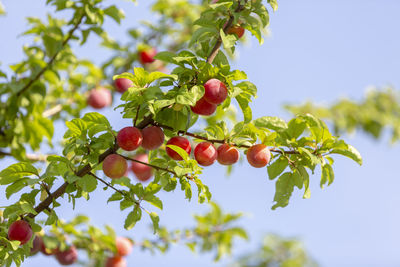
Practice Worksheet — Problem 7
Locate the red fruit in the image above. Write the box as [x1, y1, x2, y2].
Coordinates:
[114, 78, 133, 93]
[227, 25, 245, 38]
[203, 78, 228, 105]
[246, 144, 271, 168]
[116, 237, 133, 256]
[30, 235, 42, 255]
[139, 48, 157, 64]
[166, 136, 191, 160]
[103, 154, 128, 179]
[130, 154, 153, 182]
[106, 256, 127, 267]
[87, 87, 112, 109]
[194, 142, 217, 166]
[117, 127, 143, 151]
[8, 220, 33, 245]
[217, 144, 240, 165]
[141, 126, 164, 150]
[55, 246, 78, 265]
[190, 96, 217, 116]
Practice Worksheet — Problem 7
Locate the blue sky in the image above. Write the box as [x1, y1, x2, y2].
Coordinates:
[1, 1, 400, 266]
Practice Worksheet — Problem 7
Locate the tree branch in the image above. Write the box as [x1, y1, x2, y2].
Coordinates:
[151, 121, 299, 155]
[26, 117, 154, 219]
[206, 1, 246, 64]
[0, 150, 49, 161]
[119, 154, 193, 180]
[24, 1, 245, 220]
[16, 12, 86, 97]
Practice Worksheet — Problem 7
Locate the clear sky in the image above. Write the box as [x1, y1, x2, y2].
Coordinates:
[1, 1, 400, 266]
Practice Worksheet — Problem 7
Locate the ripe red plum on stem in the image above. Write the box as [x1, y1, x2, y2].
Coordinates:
[194, 142, 217, 166]
[246, 144, 271, 168]
[166, 136, 191, 160]
[55, 246, 78, 265]
[117, 127, 143, 151]
[217, 144, 240, 165]
[8, 220, 33, 245]
[139, 47, 157, 64]
[114, 78, 133, 93]
[130, 154, 153, 182]
[190, 96, 217, 116]
[102, 154, 128, 179]
[203, 78, 228, 105]
[141, 126, 165, 150]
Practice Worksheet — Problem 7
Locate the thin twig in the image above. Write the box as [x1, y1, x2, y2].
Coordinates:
[207, 1, 246, 64]
[134, 105, 141, 127]
[23, 1, 247, 219]
[17, 12, 86, 97]
[0, 150, 49, 161]
[152, 121, 299, 154]
[119, 154, 193, 180]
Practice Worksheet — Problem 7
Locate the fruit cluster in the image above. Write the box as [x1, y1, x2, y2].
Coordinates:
[191, 78, 228, 116]
[8, 220, 78, 265]
[102, 123, 271, 181]
[8, 220, 133, 267]
[87, 47, 158, 110]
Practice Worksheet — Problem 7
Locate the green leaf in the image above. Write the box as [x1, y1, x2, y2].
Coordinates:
[268, 0, 278, 11]
[220, 29, 237, 50]
[330, 144, 362, 165]
[235, 94, 252, 123]
[147, 71, 177, 84]
[143, 195, 163, 210]
[267, 156, 288, 180]
[104, 5, 124, 24]
[149, 212, 160, 234]
[107, 191, 124, 203]
[124, 206, 142, 230]
[0, 163, 39, 185]
[298, 147, 320, 166]
[65, 118, 87, 138]
[82, 112, 110, 127]
[272, 172, 295, 210]
[76, 175, 97, 193]
[166, 145, 190, 161]
[321, 164, 335, 188]
[253, 116, 288, 131]
[6, 178, 34, 199]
